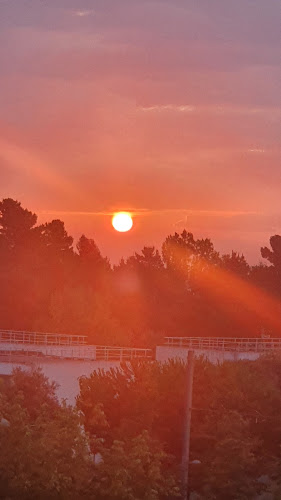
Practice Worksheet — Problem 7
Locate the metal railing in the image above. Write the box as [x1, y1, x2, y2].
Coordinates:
[0, 330, 152, 361]
[95, 346, 152, 361]
[0, 344, 97, 360]
[0, 330, 87, 346]
[0, 345, 152, 362]
[164, 337, 281, 352]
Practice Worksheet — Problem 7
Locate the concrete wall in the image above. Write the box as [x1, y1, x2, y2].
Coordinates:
[0, 343, 96, 359]
[0, 359, 120, 405]
[156, 345, 260, 364]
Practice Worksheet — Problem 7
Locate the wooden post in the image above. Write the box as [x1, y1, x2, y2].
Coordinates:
[181, 350, 195, 500]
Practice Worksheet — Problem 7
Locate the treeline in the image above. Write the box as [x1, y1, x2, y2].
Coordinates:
[1, 197, 281, 345]
[77, 355, 281, 499]
[0, 367, 179, 499]
[2, 357, 281, 499]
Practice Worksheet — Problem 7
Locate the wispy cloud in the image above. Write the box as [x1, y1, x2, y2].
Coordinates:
[72, 10, 94, 18]
[39, 208, 260, 218]
[139, 104, 196, 113]
[138, 104, 281, 115]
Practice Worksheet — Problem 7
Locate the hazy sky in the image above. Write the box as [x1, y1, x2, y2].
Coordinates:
[1, 0, 280, 262]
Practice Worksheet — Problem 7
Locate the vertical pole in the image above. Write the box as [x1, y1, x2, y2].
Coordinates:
[181, 350, 195, 500]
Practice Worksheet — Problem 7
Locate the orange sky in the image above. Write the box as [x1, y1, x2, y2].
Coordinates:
[1, 1, 280, 263]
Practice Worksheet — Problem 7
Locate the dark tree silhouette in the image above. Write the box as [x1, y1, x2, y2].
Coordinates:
[0, 198, 37, 250]
[221, 251, 250, 278]
[1, 197, 281, 343]
[38, 219, 74, 257]
[77, 234, 110, 271]
[162, 230, 220, 279]
[261, 235, 281, 274]
[126, 246, 164, 270]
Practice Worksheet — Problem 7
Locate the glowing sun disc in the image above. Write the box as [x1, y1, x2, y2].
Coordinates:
[112, 212, 133, 232]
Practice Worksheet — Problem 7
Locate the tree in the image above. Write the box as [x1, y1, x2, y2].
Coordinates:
[77, 357, 281, 499]
[162, 230, 220, 283]
[221, 251, 250, 278]
[0, 198, 37, 250]
[261, 236, 281, 296]
[261, 235, 281, 273]
[3, 367, 59, 420]
[2, 196, 281, 344]
[77, 235, 109, 268]
[39, 285, 125, 344]
[0, 369, 179, 500]
[90, 431, 180, 500]
[76, 235, 111, 290]
[0, 369, 91, 499]
[112, 247, 167, 344]
[197, 411, 259, 499]
[0, 199, 44, 329]
[126, 247, 164, 270]
[37, 219, 73, 258]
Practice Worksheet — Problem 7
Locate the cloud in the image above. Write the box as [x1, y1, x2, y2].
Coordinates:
[1, 0, 281, 256]
[39, 208, 260, 218]
[139, 104, 196, 113]
[138, 104, 281, 116]
[72, 10, 94, 18]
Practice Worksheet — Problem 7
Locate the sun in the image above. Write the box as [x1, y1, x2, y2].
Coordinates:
[112, 212, 133, 232]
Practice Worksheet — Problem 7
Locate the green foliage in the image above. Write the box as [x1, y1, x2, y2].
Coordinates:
[3, 367, 59, 420]
[0, 369, 91, 499]
[78, 356, 281, 499]
[0, 369, 179, 500]
[3, 345, 281, 498]
[90, 431, 180, 500]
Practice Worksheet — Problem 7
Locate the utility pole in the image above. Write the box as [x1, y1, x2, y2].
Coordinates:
[181, 350, 195, 500]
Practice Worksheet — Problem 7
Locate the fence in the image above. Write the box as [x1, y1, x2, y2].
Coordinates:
[0, 330, 152, 361]
[164, 337, 281, 352]
[0, 330, 87, 346]
[95, 346, 152, 361]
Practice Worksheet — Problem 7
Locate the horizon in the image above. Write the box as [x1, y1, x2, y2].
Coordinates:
[1, 1, 280, 264]
[35, 205, 272, 265]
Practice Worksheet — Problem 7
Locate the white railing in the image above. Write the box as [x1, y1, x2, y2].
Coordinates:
[0, 343, 96, 360]
[95, 346, 152, 361]
[0, 330, 152, 361]
[164, 337, 281, 352]
[0, 330, 87, 346]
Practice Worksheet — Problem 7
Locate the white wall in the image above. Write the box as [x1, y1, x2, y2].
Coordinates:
[0, 359, 120, 405]
[156, 345, 260, 363]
